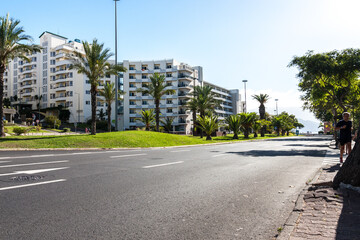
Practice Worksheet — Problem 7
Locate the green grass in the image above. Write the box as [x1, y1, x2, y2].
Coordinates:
[0, 131, 294, 149]
[4, 126, 48, 134]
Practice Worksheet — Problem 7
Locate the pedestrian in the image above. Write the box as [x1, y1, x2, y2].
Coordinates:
[335, 112, 352, 163]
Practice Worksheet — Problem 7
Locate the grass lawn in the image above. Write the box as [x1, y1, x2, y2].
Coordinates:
[0, 131, 293, 149]
[4, 126, 48, 134]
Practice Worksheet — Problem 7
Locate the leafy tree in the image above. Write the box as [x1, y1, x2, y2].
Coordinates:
[70, 39, 126, 135]
[3, 98, 10, 107]
[225, 114, 241, 139]
[97, 108, 106, 121]
[186, 97, 198, 136]
[252, 93, 270, 137]
[138, 73, 175, 132]
[0, 14, 41, 137]
[98, 82, 124, 132]
[239, 112, 257, 139]
[160, 116, 174, 133]
[253, 120, 261, 138]
[197, 114, 219, 140]
[138, 109, 155, 131]
[271, 115, 283, 136]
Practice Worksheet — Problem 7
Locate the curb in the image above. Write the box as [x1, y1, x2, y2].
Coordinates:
[277, 165, 324, 239]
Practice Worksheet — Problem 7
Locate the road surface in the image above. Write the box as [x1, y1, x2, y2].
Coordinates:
[0, 136, 332, 239]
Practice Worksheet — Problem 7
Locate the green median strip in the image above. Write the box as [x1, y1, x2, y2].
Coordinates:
[0, 131, 294, 149]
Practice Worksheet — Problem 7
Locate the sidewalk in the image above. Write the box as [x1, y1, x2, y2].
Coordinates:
[279, 147, 360, 240]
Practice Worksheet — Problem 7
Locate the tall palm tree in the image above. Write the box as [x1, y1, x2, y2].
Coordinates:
[138, 109, 155, 131]
[239, 112, 257, 138]
[194, 85, 219, 138]
[225, 115, 241, 139]
[70, 39, 126, 135]
[138, 72, 175, 132]
[197, 114, 219, 140]
[0, 14, 41, 137]
[252, 93, 270, 137]
[160, 116, 174, 133]
[98, 82, 124, 132]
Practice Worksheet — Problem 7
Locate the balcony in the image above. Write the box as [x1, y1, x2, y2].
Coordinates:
[178, 74, 193, 81]
[178, 64, 193, 72]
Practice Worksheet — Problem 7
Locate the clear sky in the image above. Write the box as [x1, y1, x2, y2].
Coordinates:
[2, 0, 360, 130]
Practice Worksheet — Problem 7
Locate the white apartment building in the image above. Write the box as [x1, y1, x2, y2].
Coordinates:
[4, 31, 117, 124]
[122, 59, 242, 134]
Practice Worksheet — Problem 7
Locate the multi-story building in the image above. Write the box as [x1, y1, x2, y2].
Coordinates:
[4, 31, 118, 123]
[122, 59, 242, 134]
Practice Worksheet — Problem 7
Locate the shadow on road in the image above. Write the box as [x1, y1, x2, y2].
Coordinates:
[284, 144, 329, 148]
[266, 137, 331, 142]
[226, 149, 329, 158]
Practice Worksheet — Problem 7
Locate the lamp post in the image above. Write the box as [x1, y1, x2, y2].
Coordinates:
[275, 99, 279, 115]
[242, 80, 248, 113]
[114, 0, 120, 131]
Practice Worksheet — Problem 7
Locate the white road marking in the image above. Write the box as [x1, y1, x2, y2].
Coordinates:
[109, 153, 147, 158]
[105, 150, 142, 153]
[212, 154, 228, 158]
[170, 150, 190, 153]
[0, 179, 66, 191]
[30, 154, 55, 158]
[142, 161, 184, 169]
[0, 157, 12, 160]
[70, 152, 94, 155]
[0, 160, 69, 168]
[0, 167, 69, 177]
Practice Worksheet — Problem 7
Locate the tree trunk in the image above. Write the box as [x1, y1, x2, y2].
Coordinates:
[91, 85, 97, 135]
[0, 65, 5, 137]
[155, 99, 160, 132]
[254, 132, 258, 138]
[200, 112, 204, 138]
[206, 135, 212, 140]
[333, 137, 360, 189]
[233, 133, 238, 139]
[192, 110, 196, 136]
[107, 104, 112, 132]
[260, 105, 265, 137]
[244, 129, 249, 138]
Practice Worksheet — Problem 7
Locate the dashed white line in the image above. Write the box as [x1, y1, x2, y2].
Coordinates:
[0, 167, 69, 177]
[212, 154, 227, 158]
[142, 161, 184, 169]
[105, 150, 142, 153]
[0, 160, 69, 168]
[109, 153, 147, 158]
[0, 179, 66, 191]
[170, 150, 190, 153]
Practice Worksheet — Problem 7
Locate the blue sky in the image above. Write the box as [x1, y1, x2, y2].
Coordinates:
[3, 0, 360, 129]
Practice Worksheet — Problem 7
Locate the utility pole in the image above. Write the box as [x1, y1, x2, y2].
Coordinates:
[114, 0, 120, 131]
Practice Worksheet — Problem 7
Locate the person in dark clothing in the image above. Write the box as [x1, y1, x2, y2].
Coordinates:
[335, 112, 352, 163]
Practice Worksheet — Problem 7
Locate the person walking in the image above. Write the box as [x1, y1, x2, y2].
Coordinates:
[335, 112, 352, 163]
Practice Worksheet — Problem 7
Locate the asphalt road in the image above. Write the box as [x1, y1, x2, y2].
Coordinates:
[0, 136, 332, 240]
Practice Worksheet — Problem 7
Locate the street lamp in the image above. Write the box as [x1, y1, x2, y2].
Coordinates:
[242, 80, 248, 113]
[275, 99, 279, 115]
[114, 0, 120, 131]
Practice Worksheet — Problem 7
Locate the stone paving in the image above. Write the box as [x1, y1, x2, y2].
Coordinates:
[287, 153, 360, 240]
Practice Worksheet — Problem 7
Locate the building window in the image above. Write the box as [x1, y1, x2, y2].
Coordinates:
[50, 68, 56, 73]
[142, 75, 147, 79]
[129, 65, 135, 70]
[43, 48, 47, 54]
[142, 101, 148, 105]
[50, 60, 55, 65]
[43, 70, 47, 77]
[166, 73, 172, 77]
[166, 64, 172, 69]
[68, 72, 73, 78]
[167, 108, 173, 113]
[129, 75, 134, 79]
[86, 90, 90, 94]
[32, 57, 37, 62]
[43, 56, 47, 62]
[50, 52, 56, 57]
[69, 81, 73, 86]
[154, 65, 160, 70]
[130, 101, 135, 105]
[86, 80, 90, 84]
[86, 101, 90, 105]
[129, 92, 135, 96]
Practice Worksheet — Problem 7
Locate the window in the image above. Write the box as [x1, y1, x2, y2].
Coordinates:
[86, 80, 90, 84]
[142, 101, 148, 105]
[69, 81, 73, 86]
[166, 64, 172, 69]
[43, 86, 47, 93]
[166, 100, 173, 104]
[154, 65, 160, 70]
[130, 101, 135, 105]
[129, 75, 134, 79]
[50, 94, 55, 99]
[43, 48, 48, 54]
[167, 108, 173, 113]
[43, 63, 47, 69]
[129, 66, 135, 70]
[50, 60, 55, 65]
[68, 72, 73, 78]
[105, 74, 110, 78]
[43, 70, 47, 77]
[130, 109, 135, 114]
[129, 83, 134, 88]
[51, 76, 56, 81]
[141, 65, 148, 70]
[42, 94, 47, 102]
[166, 73, 172, 77]
[86, 90, 90, 94]
[50, 68, 56, 73]
[50, 52, 56, 57]
[32, 57, 37, 62]
[86, 101, 90, 105]
[142, 75, 147, 79]
[129, 92, 135, 96]
[43, 56, 47, 62]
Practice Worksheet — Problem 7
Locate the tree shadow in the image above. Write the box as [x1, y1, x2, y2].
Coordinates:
[336, 189, 360, 239]
[284, 144, 329, 148]
[267, 137, 331, 142]
[225, 149, 328, 158]
[323, 164, 341, 173]
[0, 136, 59, 141]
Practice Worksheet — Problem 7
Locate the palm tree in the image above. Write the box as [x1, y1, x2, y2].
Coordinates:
[194, 85, 219, 137]
[252, 93, 270, 137]
[225, 115, 241, 139]
[0, 14, 41, 137]
[98, 82, 124, 132]
[138, 109, 155, 131]
[160, 117, 174, 133]
[239, 112, 257, 138]
[197, 114, 219, 140]
[138, 72, 175, 132]
[70, 39, 126, 135]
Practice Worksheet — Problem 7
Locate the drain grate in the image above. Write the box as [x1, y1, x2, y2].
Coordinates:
[10, 175, 44, 181]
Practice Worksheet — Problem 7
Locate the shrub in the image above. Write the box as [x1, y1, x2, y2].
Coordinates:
[3, 120, 8, 124]
[63, 128, 71, 132]
[44, 116, 61, 129]
[13, 127, 28, 136]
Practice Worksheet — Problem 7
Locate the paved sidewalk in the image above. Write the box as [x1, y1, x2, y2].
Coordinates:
[279, 147, 360, 240]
